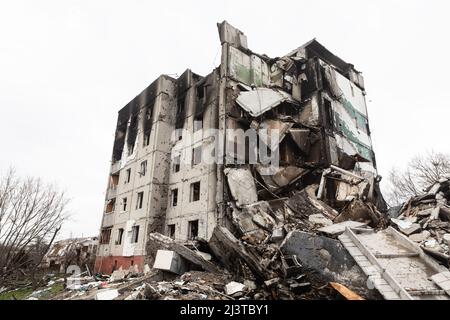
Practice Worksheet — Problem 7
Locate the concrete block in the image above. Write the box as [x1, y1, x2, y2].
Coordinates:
[225, 281, 246, 295]
[110, 269, 126, 282]
[318, 221, 367, 236]
[271, 228, 285, 242]
[195, 251, 212, 261]
[153, 250, 187, 275]
[308, 214, 333, 227]
[95, 289, 119, 300]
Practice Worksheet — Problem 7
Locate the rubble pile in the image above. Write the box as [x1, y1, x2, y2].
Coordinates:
[18, 21, 449, 301]
[391, 176, 450, 267]
[191, 21, 392, 299]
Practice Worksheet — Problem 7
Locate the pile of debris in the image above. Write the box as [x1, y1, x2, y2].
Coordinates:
[391, 176, 450, 267]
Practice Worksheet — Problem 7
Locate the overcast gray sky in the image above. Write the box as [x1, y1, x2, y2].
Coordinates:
[1, 0, 449, 239]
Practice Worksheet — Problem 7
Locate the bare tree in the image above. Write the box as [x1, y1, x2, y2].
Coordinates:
[0, 168, 69, 288]
[386, 151, 450, 206]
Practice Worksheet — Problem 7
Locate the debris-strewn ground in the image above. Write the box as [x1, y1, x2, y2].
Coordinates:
[3, 178, 450, 300]
[390, 176, 450, 267]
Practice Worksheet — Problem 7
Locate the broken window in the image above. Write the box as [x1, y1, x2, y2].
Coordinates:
[140, 160, 147, 177]
[196, 84, 205, 100]
[127, 101, 139, 156]
[173, 155, 180, 173]
[171, 189, 178, 207]
[194, 83, 206, 132]
[110, 174, 119, 189]
[121, 197, 127, 211]
[194, 114, 203, 132]
[167, 224, 176, 239]
[323, 98, 334, 129]
[125, 168, 131, 184]
[192, 145, 202, 166]
[112, 110, 129, 162]
[188, 220, 199, 240]
[128, 143, 134, 156]
[106, 198, 115, 213]
[100, 227, 112, 244]
[190, 181, 200, 202]
[143, 131, 150, 146]
[350, 84, 355, 97]
[131, 225, 139, 243]
[116, 228, 124, 245]
[136, 191, 144, 209]
[176, 96, 186, 132]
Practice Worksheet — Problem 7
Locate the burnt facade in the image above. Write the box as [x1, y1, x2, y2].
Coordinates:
[95, 21, 384, 274]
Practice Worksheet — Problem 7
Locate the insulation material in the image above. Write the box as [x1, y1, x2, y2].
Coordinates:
[224, 168, 258, 207]
[235, 88, 298, 117]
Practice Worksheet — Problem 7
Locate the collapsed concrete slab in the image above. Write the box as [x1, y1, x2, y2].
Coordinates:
[224, 168, 258, 208]
[148, 233, 220, 274]
[209, 226, 274, 282]
[235, 88, 298, 117]
[318, 220, 368, 236]
[280, 230, 368, 291]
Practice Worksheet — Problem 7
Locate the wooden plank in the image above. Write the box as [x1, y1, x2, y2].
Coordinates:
[329, 282, 364, 300]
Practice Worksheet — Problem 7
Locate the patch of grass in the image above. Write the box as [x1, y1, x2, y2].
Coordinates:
[0, 287, 34, 300]
[39, 283, 65, 300]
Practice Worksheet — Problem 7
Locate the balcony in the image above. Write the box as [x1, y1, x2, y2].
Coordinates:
[106, 186, 117, 200]
[102, 213, 114, 227]
[111, 160, 121, 174]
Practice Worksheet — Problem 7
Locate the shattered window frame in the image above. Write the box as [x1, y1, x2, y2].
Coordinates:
[100, 227, 112, 245]
[106, 198, 115, 213]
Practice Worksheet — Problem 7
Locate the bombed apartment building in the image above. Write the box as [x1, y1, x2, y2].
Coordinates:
[94, 21, 386, 275]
